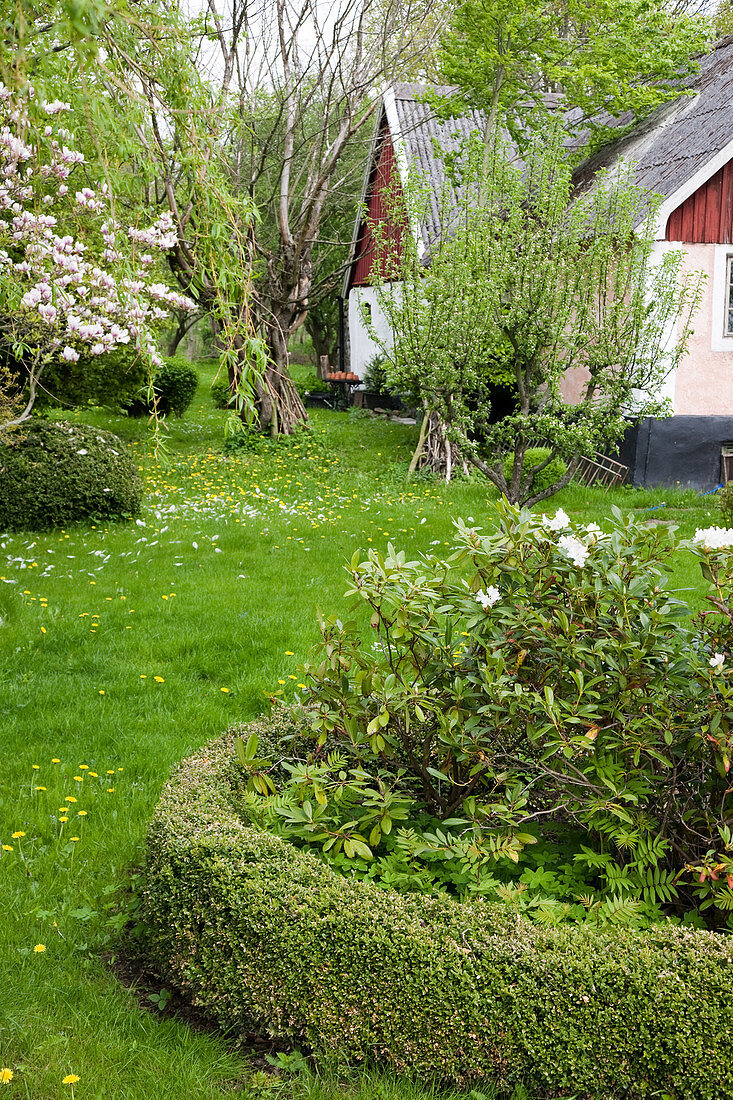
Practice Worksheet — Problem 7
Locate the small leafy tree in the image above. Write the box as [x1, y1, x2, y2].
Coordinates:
[369, 132, 702, 503]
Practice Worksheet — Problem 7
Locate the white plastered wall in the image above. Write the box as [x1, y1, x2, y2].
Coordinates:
[347, 283, 400, 380]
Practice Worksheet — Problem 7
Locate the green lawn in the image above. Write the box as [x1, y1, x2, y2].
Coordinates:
[0, 360, 721, 1099]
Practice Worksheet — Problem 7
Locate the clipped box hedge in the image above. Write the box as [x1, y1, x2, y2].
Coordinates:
[144, 722, 733, 1100]
[0, 420, 142, 531]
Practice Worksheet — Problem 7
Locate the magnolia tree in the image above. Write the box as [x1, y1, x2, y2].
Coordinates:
[369, 133, 703, 503]
[0, 85, 195, 433]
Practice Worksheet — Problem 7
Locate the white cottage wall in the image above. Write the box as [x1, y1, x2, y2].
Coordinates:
[347, 283, 401, 380]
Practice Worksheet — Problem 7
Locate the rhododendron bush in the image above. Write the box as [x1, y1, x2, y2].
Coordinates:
[0, 84, 195, 430]
[238, 500, 733, 929]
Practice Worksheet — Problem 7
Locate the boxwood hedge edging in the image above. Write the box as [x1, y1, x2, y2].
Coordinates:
[143, 724, 733, 1100]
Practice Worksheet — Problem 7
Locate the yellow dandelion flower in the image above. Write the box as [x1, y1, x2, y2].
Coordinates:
[73, 776, 83, 782]
[285, 651, 294, 656]
[154, 676, 164, 683]
[106, 788, 115, 793]
[88, 772, 98, 778]
[62, 1075, 80, 1085]
[220, 687, 230, 693]
[78, 765, 89, 770]
[52, 758, 60, 763]
[70, 837, 79, 842]
[106, 770, 114, 775]
[41, 627, 46, 634]
[11, 832, 25, 839]
[65, 796, 77, 803]
[2, 845, 13, 852]
[117, 767, 123, 772]
[35, 786, 46, 791]
[277, 679, 285, 685]
[32, 764, 40, 770]
[77, 811, 87, 817]
[33, 944, 46, 952]
[59, 817, 68, 824]
[0, 1068, 13, 1083]
[98, 689, 105, 695]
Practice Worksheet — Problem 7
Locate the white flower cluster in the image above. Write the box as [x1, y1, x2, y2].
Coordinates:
[542, 507, 570, 531]
[558, 534, 589, 568]
[693, 527, 733, 550]
[475, 586, 500, 610]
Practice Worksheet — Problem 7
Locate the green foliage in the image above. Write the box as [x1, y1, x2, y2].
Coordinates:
[371, 132, 703, 506]
[127, 357, 198, 419]
[144, 726, 733, 1099]
[243, 501, 733, 928]
[435, 0, 711, 150]
[154, 357, 199, 417]
[363, 355, 394, 398]
[34, 346, 147, 411]
[210, 378, 232, 408]
[500, 448, 566, 499]
[719, 482, 733, 525]
[294, 372, 330, 398]
[0, 419, 142, 530]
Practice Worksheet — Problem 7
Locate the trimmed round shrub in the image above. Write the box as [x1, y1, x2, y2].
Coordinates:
[143, 721, 733, 1100]
[0, 420, 142, 530]
[126, 356, 198, 418]
[210, 378, 232, 408]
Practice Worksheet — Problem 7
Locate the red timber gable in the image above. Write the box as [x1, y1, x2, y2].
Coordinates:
[666, 159, 733, 243]
[348, 124, 406, 290]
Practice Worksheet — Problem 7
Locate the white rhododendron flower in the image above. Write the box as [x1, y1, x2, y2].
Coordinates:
[693, 527, 733, 550]
[709, 652, 726, 670]
[542, 508, 570, 531]
[558, 534, 589, 568]
[475, 586, 500, 610]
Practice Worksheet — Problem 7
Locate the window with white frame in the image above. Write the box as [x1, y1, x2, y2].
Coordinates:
[726, 255, 733, 336]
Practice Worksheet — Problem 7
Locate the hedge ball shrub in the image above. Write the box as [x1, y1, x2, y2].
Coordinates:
[143, 720, 733, 1100]
[0, 420, 142, 530]
[210, 378, 232, 408]
[126, 356, 198, 418]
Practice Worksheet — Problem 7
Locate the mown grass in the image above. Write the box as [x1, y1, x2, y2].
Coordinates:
[0, 359, 722, 1099]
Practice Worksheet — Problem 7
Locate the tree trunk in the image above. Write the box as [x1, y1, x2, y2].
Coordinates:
[411, 408, 457, 482]
[257, 319, 308, 435]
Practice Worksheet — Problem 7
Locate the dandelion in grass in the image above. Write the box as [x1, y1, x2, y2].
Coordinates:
[154, 676, 164, 683]
[52, 758, 60, 764]
[63, 1074, 80, 1099]
[65, 797, 77, 804]
[34, 944, 45, 952]
[35, 786, 46, 792]
[0, 1068, 12, 1084]
[11, 832, 25, 839]
[2, 845, 13, 852]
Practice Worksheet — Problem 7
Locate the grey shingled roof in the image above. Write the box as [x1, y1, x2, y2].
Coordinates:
[572, 36, 733, 203]
[390, 83, 485, 249]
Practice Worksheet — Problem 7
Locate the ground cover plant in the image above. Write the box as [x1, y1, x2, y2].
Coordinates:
[0, 358, 728, 1097]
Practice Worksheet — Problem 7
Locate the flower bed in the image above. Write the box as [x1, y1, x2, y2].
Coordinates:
[143, 720, 733, 1100]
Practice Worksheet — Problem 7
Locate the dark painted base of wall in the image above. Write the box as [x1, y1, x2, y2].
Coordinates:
[617, 416, 733, 490]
